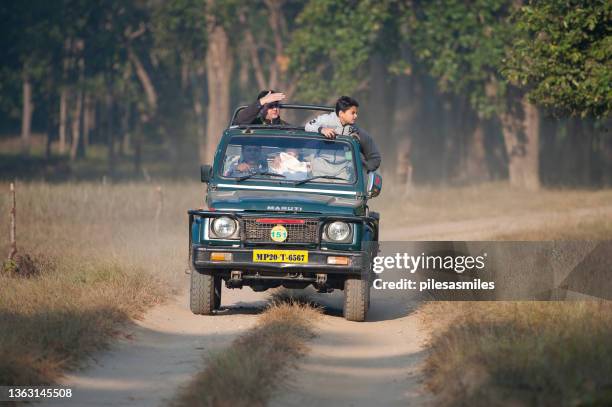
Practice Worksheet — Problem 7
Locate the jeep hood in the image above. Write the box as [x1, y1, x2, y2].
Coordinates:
[207, 189, 364, 215]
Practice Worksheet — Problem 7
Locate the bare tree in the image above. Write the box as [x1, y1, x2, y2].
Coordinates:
[499, 94, 540, 190]
[69, 39, 85, 161]
[203, 0, 233, 164]
[20, 66, 33, 154]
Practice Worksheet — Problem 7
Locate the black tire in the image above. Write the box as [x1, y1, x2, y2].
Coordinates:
[343, 278, 369, 322]
[190, 269, 222, 315]
[214, 276, 222, 309]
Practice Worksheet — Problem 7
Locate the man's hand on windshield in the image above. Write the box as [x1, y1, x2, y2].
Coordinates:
[259, 91, 285, 106]
[320, 127, 337, 139]
[236, 162, 252, 172]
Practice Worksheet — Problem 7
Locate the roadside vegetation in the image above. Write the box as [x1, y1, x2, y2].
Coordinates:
[418, 204, 612, 406]
[173, 292, 320, 407]
[421, 301, 612, 407]
[0, 181, 200, 385]
[375, 182, 612, 231]
[494, 217, 612, 240]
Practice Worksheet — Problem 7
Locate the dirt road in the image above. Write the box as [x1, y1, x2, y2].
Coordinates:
[269, 289, 431, 407]
[383, 205, 612, 241]
[43, 287, 269, 407]
[43, 279, 430, 407]
[43, 205, 612, 406]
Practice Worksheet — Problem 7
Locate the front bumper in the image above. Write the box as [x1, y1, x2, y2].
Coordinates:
[191, 245, 365, 275]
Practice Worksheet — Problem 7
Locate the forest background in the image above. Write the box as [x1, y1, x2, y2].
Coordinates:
[0, 0, 610, 190]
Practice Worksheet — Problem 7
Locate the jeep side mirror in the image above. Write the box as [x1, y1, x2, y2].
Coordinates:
[200, 165, 212, 183]
[366, 172, 382, 198]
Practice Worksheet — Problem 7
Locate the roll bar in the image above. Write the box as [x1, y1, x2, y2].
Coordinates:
[229, 103, 334, 127]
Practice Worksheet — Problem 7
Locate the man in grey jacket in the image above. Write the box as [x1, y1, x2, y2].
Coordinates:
[304, 96, 381, 172]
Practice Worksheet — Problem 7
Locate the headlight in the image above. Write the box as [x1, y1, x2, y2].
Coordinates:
[211, 217, 238, 238]
[325, 221, 352, 242]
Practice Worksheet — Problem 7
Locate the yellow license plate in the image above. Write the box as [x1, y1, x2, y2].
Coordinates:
[252, 250, 308, 263]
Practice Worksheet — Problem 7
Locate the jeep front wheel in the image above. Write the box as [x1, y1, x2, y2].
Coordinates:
[343, 278, 369, 322]
[190, 269, 222, 315]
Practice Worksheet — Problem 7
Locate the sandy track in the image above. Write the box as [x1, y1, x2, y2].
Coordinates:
[383, 205, 612, 241]
[268, 225, 440, 407]
[41, 206, 612, 406]
[42, 276, 432, 407]
[269, 288, 431, 407]
[42, 284, 269, 407]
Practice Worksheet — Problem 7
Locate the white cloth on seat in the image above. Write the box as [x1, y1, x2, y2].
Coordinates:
[270, 152, 309, 180]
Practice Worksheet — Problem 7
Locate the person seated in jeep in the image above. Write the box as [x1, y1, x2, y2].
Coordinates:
[233, 90, 288, 125]
[305, 96, 381, 172]
[269, 148, 311, 180]
[224, 144, 269, 177]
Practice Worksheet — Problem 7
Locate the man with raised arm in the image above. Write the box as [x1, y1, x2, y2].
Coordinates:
[233, 90, 288, 125]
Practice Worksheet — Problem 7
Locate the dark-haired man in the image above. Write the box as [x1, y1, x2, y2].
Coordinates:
[305, 96, 381, 172]
[224, 144, 268, 177]
[233, 90, 288, 125]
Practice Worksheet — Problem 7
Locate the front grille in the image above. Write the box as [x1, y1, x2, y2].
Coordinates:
[243, 219, 319, 243]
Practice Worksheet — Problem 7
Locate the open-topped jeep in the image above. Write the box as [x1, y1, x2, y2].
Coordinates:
[188, 105, 382, 321]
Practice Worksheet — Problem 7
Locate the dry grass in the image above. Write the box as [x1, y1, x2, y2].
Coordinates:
[494, 217, 612, 240]
[0, 181, 202, 385]
[404, 185, 612, 406]
[420, 301, 612, 407]
[173, 295, 321, 407]
[373, 182, 612, 228]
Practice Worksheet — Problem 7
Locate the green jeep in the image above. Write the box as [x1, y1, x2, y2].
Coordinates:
[188, 105, 382, 321]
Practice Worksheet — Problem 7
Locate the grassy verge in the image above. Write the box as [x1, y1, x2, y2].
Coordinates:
[493, 216, 612, 240]
[0, 257, 164, 385]
[420, 301, 612, 407]
[173, 296, 321, 407]
[0, 181, 201, 385]
[373, 182, 612, 228]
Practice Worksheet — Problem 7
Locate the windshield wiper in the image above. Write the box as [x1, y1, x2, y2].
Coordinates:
[236, 171, 287, 182]
[294, 175, 346, 185]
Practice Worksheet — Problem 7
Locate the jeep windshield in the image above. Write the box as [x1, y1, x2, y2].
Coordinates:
[220, 135, 356, 184]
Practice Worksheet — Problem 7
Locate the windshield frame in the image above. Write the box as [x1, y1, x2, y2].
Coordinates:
[216, 134, 359, 186]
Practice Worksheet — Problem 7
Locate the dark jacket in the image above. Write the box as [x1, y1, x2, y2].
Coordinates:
[233, 101, 288, 125]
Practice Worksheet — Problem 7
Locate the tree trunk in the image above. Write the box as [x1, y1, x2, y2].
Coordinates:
[70, 39, 85, 161]
[45, 104, 54, 160]
[133, 121, 143, 176]
[204, 6, 233, 164]
[390, 48, 419, 192]
[83, 93, 92, 149]
[264, 0, 284, 89]
[59, 38, 73, 155]
[21, 69, 33, 154]
[539, 114, 557, 185]
[499, 96, 540, 190]
[121, 101, 131, 156]
[582, 119, 594, 185]
[603, 122, 612, 187]
[59, 88, 68, 154]
[106, 91, 116, 177]
[565, 118, 583, 185]
[192, 65, 207, 163]
[70, 90, 83, 161]
[367, 54, 392, 160]
[239, 9, 266, 90]
[127, 46, 157, 116]
[462, 117, 490, 182]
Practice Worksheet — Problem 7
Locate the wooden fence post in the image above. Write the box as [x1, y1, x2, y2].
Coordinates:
[155, 186, 164, 236]
[8, 182, 17, 261]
